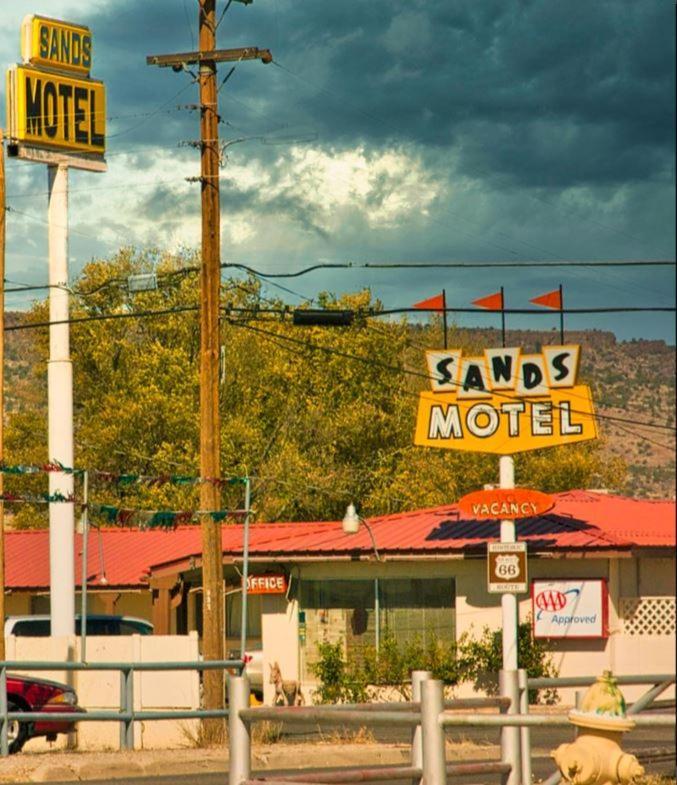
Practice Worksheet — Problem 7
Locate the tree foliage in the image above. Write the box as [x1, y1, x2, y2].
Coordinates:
[5, 247, 626, 527]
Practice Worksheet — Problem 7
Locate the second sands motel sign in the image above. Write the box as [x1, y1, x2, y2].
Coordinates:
[6, 15, 107, 635]
[413, 342, 597, 670]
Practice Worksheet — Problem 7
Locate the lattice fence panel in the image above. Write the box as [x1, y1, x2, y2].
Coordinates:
[621, 596, 676, 636]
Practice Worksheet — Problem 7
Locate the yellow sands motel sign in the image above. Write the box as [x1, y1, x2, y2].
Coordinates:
[6, 15, 105, 156]
[414, 344, 597, 454]
[21, 15, 93, 76]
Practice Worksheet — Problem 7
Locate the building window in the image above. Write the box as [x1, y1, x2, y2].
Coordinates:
[300, 578, 455, 681]
[379, 578, 455, 647]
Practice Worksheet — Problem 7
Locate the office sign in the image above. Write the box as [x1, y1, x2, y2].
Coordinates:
[459, 488, 554, 520]
[245, 574, 288, 595]
[22, 15, 93, 76]
[6, 65, 105, 155]
[487, 542, 528, 593]
[414, 345, 597, 454]
[532, 579, 608, 639]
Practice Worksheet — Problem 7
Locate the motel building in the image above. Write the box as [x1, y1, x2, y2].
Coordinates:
[4, 490, 675, 712]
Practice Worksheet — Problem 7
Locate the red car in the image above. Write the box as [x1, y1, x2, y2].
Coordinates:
[5, 674, 83, 754]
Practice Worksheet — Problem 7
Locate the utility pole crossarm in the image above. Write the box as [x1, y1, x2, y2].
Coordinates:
[146, 47, 272, 68]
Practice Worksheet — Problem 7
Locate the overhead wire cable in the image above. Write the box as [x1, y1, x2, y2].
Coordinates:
[219, 259, 676, 278]
[223, 317, 676, 434]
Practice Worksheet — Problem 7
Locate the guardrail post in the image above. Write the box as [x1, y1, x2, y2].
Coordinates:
[518, 669, 532, 785]
[228, 674, 251, 785]
[411, 670, 431, 784]
[500, 669, 522, 785]
[0, 665, 8, 756]
[421, 679, 446, 785]
[119, 666, 134, 750]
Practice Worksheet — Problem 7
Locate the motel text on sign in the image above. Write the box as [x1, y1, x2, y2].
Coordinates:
[414, 345, 597, 454]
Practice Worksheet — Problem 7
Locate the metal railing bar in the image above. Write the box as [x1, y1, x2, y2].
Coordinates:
[288, 697, 508, 714]
[0, 659, 244, 672]
[246, 781, 329, 785]
[633, 747, 677, 762]
[240, 708, 421, 726]
[248, 766, 422, 783]
[627, 680, 673, 715]
[247, 762, 511, 785]
[447, 762, 511, 776]
[5, 709, 230, 722]
[528, 674, 674, 688]
[439, 713, 676, 728]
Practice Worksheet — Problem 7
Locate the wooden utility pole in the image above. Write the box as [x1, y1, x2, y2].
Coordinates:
[198, 0, 225, 743]
[147, 3, 270, 742]
[0, 131, 5, 662]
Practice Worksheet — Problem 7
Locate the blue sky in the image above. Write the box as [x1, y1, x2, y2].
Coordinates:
[2, 0, 675, 341]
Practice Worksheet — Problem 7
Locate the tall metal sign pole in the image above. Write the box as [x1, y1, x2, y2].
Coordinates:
[6, 15, 107, 635]
[499, 455, 517, 670]
[47, 163, 75, 635]
[147, 2, 270, 739]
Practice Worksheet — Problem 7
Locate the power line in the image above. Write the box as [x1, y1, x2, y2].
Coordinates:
[4, 301, 674, 435]
[220, 260, 676, 279]
[224, 317, 676, 434]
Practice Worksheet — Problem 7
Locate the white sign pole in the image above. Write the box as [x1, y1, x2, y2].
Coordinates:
[499, 453, 521, 785]
[48, 163, 75, 636]
[499, 454, 518, 669]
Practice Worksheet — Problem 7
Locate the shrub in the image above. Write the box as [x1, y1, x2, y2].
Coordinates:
[311, 622, 558, 705]
[311, 640, 368, 704]
[455, 621, 559, 704]
[311, 631, 459, 703]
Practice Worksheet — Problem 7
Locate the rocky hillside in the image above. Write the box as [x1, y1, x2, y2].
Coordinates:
[454, 327, 675, 499]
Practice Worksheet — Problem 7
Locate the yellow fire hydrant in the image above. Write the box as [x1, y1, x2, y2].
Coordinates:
[552, 671, 645, 785]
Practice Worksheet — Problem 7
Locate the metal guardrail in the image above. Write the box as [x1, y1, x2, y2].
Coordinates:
[230, 670, 676, 785]
[0, 658, 244, 756]
[2, 660, 675, 785]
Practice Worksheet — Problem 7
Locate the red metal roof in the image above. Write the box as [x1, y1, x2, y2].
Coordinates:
[5, 491, 674, 589]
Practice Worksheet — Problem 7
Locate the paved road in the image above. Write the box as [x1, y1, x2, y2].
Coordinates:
[13, 725, 675, 785]
[18, 751, 676, 785]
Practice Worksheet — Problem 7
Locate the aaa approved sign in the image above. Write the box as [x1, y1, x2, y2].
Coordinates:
[487, 542, 527, 593]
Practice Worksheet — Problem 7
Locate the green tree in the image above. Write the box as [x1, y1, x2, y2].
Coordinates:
[4, 247, 626, 527]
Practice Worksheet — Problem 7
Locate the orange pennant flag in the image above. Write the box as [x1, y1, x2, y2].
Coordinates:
[530, 289, 562, 310]
[413, 292, 445, 312]
[472, 291, 503, 311]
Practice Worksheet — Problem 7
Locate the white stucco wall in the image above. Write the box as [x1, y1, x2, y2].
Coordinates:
[4, 632, 201, 751]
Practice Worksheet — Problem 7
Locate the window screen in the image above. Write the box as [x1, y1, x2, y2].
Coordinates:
[300, 580, 376, 677]
[379, 578, 455, 646]
[299, 578, 455, 681]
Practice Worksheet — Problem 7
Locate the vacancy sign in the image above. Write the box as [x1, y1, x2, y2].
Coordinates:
[6, 15, 106, 155]
[532, 579, 608, 639]
[488, 542, 528, 594]
[459, 488, 553, 520]
[414, 345, 597, 454]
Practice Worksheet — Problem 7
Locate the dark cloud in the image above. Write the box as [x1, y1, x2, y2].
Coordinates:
[69, 0, 673, 189]
[1, 1, 674, 341]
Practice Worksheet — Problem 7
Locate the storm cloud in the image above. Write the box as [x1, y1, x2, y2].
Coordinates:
[1, 0, 674, 340]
